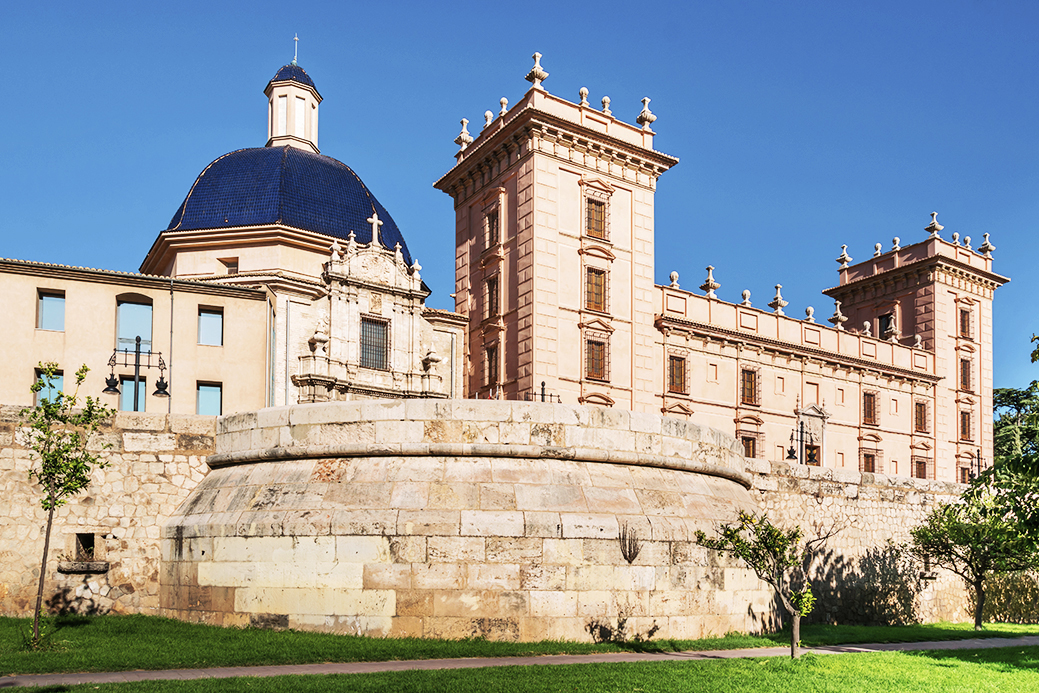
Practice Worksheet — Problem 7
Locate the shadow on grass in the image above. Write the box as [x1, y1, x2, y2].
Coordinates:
[904, 645, 1039, 671]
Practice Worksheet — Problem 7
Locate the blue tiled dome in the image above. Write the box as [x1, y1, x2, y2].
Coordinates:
[269, 63, 317, 91]
[167, 146, 412, 264]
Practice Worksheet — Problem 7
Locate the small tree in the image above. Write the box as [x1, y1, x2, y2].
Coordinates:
[695, 511, 825, 658]
[909, 490, 1039, 631]
[21, 363, 114, 646]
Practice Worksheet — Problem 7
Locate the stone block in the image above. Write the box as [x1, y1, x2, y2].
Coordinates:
[484, 537, 543, 564]
[389, 536, 427, 563]
[169, 415, 217, 436]
[390, 482, 430, 510]
[255, 407, 291, 429]
[561, 513, 619, 540]
[467, 564, 520, 590]
[117, 412, 168, 432]
[461, 510, 524, 537]
[324, 482, 393, 509]
[463, 421, 500, 444]
[423, 418, 463, 443]
[582, 486, 642, 515]
[491, 459, 553, 485]
[514, 484, 587, 512]
[529, 590, 577, 618]
[543, 538, 583, 566]
[520, 564, 567, 591]
[428, 536, 485, 563]
[124, 433, 177, 453]
[385, 457, 443, 483]
[479, 483, 517, 510]
[363, 564, 412, 590]
[397, 510, 460, 536]
[575, 589, 613, 616]
[524, 511, 562, 538]
[427, 482, 480, 510]
[336, 536, 391, 563]
[395, 590, 433, 616]
[412, 563, 465, 590]
[499, 422, 531, 445]
[389, 615, 424, 638]
[291, 422, 375, 446]
[443, 458, 493, 483]
[375, 420, 424, 444]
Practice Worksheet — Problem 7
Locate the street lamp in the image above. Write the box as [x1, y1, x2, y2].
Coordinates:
[786, 420, 815, 464]
[103, 336, 169, 410]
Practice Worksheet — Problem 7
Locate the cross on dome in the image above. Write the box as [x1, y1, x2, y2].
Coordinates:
[292, 34, 299, 66]
[367, 211, 384, 246]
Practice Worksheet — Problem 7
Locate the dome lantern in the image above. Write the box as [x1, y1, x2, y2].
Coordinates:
[265, 62, 322, 154]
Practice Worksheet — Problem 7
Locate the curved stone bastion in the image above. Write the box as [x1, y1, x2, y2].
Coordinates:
[160, 400, 772, 640]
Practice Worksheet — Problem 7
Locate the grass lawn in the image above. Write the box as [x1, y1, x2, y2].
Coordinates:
[2, 614, 1038, 677]
[12, 648, 1039, 692]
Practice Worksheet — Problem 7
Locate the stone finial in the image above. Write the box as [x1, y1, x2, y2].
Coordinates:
[768, 284, 788, 315]
[964, 236, 972, 250]
[330, 239, 342, 263]
[669, 271, 680, 288]
[636, 97, 656, 131]
[367, 212, 384, 246]
[914, 334, 923, 348]
[525, 52, 549, 89]
[978, 233, 995, 257]
[883, 314, 900, 343]
[579, 87, 589, 106]
[836, 245, 852, 269]
[601, 96, 612, 116]
[828, 300, 848, 330]
[347, 230, 357, 254]
[411, 259, 422, 282]
[862, 321, 872, 337]
[422, 348, 442, 372]
[805, 306, 816, 323]
[484, 111, 493, 129]
[394, 242, 403, 267]
[741, 290, 752, 307]
[699, 265, 720, 299]
[454, 118, 474, 151]
[925, 211, 944, 239]
[499, 97, 509, 117]
[892, 237, 901, 251]
[873, 243, 883, 257]
[951, 232, 960, 246]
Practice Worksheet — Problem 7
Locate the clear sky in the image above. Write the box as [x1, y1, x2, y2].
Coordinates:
[3, 1, 1036, 388]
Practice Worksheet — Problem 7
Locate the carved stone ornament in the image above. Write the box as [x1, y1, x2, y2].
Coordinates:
[601, 96, 612, 116]
[914, 334, 923, 348]
[873, 243, 883, 257]
[699, 265, 720, 299]
[525, 52, 549, 89]
[964, 236, 972, 250]
[828, 300, 848, 330]
[741, 289, 752, 307]
[422, 348, 442, 372]
[925, 211, 943, 239]
[454, 118, 474, 151]
[483, 111, 493, 129]
[636, 97, 657, 131]
[836, 245, 852, 269]
[579, 87, 589, 106]
[669, 271, 680, 289]
[862, 321, 872, 337]
[768, 284, 788, 315]
[883, 313, 900, 343]
[499, 97, 509, 117]
[804, 306, 815, 323]
[411, 259, 422, 283]
[978, 233, 995, 257]
[952, 232, 960, 246]
[892, 237, 901, 251]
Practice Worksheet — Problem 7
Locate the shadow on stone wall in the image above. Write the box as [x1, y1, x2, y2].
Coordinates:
[808, 541, 922, 625]
[45, 577, 111, 617]
[969, 572, 1039, 624]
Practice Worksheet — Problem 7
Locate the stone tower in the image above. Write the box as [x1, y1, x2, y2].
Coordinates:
[823, 218, 1007, 481]
[434, 54, 677, 408]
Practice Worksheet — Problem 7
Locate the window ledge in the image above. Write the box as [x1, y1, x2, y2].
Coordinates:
[57, 561, 109, 575]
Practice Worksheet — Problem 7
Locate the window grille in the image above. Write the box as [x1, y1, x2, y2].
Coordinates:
[360, 316, 390, 370]
[738, 430, 765, 459]
[959, 308, 972, 339]
[585, 268, 607, 313]
[486, 210, 500, 249]
[585, 192, 609, 240]
[740, 368, 760, 405]
[863, 391, 879, 425]
[586, 337, 609, 382]
[485, 276, 500, 320]
[668, 355, 687, 394]
[485, 344, 499, 387]
[914, 401, 929, 433]
[859, 448, 884, 474]
[960, 410, 973, 441]
[912, 456, 934, 480]
[958, 466, 972, 484]
[960, 358, 972, 392]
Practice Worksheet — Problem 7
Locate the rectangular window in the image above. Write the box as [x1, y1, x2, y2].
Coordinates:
[294, 96, 305, 138]
[960, 410, 972, 441]
[486, 210, 499, 248]
[117, 300, 153, 351]
[277, 95, 287, 136]
[360, 316, 390, 370]
[75, 533, 95, 561]
[914, 401, 928, 433]
[958, 466, 972, 484]
[485, 276, 499, 320]
[486, 345, 499, 387]
[586, 339, 608, 381]
[586, 198, 606, 239]
[878, 313, 893, 338]
[863, 391, 878, 425]
[33, 369, 63, 406]
[197, 382, 222, 416]
[119, 376, 146, 412]
[860, 451, 881, 474]
[912, 457, 932, 480]
[960, 358, 972, 392]
[740, 368, 758, 405]
[668, 355, 686, 394]
[37, 291, 65, 331]
[586, 268, 607, 313]
[959, 308, 971, 338]
[220, 258, 239, 275]
[741, 436, 756, 459]
[198, 308, 224, 346]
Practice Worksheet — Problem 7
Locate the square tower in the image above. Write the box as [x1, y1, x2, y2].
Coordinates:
[435, 56, 677, 408]
[823, 218, 1007, 480]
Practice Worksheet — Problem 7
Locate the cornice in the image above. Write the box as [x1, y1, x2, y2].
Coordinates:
[824, 253, 1009, 299]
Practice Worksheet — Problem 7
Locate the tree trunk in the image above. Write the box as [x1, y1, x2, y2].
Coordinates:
[791, 613, 801, 658]
[32, 503, 56, 643]
[974, 580, 985, 631]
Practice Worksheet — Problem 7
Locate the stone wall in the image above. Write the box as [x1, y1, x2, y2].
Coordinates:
[751, 458, 968, 625]
[0, 406, 213, 617]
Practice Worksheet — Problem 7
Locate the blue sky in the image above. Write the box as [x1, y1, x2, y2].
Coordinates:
[3, 1, 1037, 388]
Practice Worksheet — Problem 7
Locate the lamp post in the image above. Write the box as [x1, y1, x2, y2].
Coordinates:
[967, 447, 985, 482]
[102, 336, 169, 410]
[786, 420, 815, 465]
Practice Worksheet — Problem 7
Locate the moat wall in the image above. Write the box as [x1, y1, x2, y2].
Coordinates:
[0, 400, 968, 638]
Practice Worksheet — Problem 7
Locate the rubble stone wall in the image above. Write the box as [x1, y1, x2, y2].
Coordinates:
[0, 406, 213, 617]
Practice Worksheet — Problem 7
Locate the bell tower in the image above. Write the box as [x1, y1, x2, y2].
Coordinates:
[265, 44, 321, 154]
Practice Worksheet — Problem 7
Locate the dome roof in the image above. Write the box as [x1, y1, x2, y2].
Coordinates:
[269, 63, 317, 91]
[166, 146, 412, 265]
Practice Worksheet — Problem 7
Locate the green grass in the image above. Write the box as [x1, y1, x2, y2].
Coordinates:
[2, 614, 1039, 677]
[15, 648, 1039, 692]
